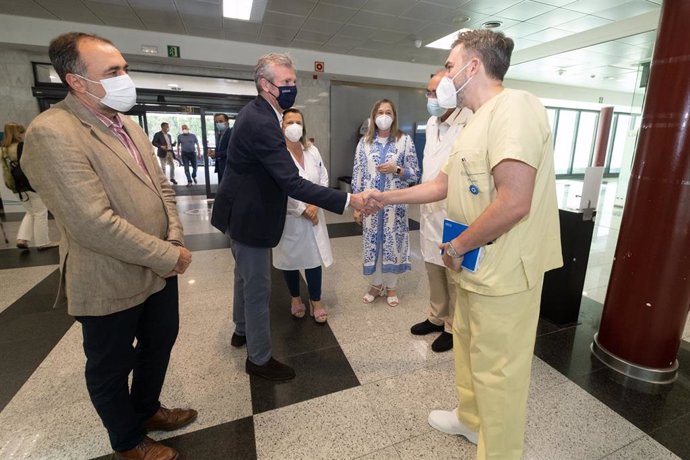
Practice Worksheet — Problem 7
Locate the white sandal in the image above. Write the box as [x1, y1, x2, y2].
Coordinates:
[362, 284, 385, 304]
[386, 288, 399, 307]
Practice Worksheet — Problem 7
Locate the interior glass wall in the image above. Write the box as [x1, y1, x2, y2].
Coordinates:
[547, 105, 640, 177]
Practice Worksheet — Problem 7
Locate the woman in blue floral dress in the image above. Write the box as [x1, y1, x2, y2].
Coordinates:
[352, 99, 419, 306]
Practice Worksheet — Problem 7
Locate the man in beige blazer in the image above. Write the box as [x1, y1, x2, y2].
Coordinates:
[23, 32, 196, 460]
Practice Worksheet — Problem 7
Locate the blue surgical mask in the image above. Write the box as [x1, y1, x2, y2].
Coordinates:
[267, 80, 298, 109]
[215, 122, 226, 131]
[426, 97, 446, 117]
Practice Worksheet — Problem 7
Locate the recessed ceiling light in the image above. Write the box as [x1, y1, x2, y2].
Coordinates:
[482, 21, 503, 29]
[223, 0, 253, 20]
[425, 27, 472, 50]
[452, 15, 470, 24]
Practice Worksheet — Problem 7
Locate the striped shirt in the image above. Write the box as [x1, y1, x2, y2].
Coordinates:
[84, 103, 150, 179]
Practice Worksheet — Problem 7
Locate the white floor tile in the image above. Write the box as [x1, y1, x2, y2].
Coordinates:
[253, 387, 392, 460]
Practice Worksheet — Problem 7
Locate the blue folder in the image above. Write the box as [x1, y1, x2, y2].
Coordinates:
[441, 219, 483, 272]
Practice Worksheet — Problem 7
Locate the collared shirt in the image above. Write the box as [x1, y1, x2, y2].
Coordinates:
[83, 103, 150, 178]
[419, 107, 471, 265]
[443, 88, 562, 296]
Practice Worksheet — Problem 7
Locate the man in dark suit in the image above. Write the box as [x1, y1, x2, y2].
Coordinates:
[211, 52, 370, 381]
[212, 113, 232, 183]
[151, 122, 177, 184]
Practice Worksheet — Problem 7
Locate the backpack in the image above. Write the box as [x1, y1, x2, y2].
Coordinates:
[2, 143, 34, 199]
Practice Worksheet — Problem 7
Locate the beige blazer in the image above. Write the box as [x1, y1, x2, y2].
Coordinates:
[22, 93, 183, 316]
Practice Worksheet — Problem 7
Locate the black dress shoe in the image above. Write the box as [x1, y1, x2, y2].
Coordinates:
[170, 179, 178, 185]
[431, 331, 453, 352]
[231, 333, 246, 347]
[410, 319, 444, 335]
[246, 357, 295, 381]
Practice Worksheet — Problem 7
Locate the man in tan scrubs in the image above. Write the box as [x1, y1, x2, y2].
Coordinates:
[369, 29, 562, 459]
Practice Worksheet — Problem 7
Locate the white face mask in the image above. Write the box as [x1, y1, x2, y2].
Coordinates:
[426, 97, 446, 117]
[436, 61, 473, 109]
[78, 73, 137, 113]
[375, 114, 393, 131]
[284, 123, 303, 143]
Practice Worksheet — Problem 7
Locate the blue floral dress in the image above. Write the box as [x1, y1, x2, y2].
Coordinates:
[352, 133, 419, 276]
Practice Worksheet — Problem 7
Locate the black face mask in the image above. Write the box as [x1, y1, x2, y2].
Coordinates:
[267, 80, 298, 109]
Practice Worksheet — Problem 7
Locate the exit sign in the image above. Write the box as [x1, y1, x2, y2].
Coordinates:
[167, 45, 181, 58]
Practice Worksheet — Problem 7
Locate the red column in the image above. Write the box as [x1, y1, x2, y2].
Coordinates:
[592, 107, 613, 167]
[592, 0, 690, 383]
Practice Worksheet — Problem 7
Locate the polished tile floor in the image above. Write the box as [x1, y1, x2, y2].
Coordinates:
[0, 179, 689, 459]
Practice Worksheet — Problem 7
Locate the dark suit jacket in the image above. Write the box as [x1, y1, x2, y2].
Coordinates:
[211, 96, 347, 248]
[216, 127, 232, 160]
[152, 131, 174, 158]
[214, 127, 232, 175]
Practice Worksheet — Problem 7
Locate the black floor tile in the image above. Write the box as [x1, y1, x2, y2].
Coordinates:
[326, 219, 419, 239]
[246, 268, 360, 414]
[0, 211, 26, 222]
[250, 346, 360, 414]
[536, 317, 567, 337]
[177, 199, 213, 213]
[650, 411, 690, 459]
[572, 364, 690, 432]
[268, 266, 340, 357]
[0, 270, 73, 411]
[270, 314, 341, 358]
[0, 369, 36, 413]
[90, 416, 257, 460]
[533, 298, 607, 380]
[0, 332, 71, 410]
[0, 308, 73, 345]
[163, 416, 256, 460]
[0, 246, 59, 269]
[326, 221, 362, 238]
[172, 184, 207, 196]
[0, 269, 61, 319]
[184, 232, 232, 251]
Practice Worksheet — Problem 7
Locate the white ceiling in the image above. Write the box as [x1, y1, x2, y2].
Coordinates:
[0, 0, 661, 92]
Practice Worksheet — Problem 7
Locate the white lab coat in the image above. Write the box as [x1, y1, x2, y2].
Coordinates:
[272, 144, 334, 270]
[420, 108, 472, 266]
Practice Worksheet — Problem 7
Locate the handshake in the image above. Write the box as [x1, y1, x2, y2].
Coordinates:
[350, 189, 386, 215]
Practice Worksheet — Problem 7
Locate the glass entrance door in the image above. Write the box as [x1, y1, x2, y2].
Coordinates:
[131, 105, 213, 198]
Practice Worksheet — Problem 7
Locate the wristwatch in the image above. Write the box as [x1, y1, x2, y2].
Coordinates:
[445, 241, 462, 259]
[396, 166, 402, 175]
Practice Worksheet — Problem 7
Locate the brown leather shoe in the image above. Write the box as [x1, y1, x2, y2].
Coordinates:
[144, 406, 198, 432]
[113, 436, 178, 460]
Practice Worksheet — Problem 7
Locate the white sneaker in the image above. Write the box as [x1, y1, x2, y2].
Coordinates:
[428, 408, 478, 444]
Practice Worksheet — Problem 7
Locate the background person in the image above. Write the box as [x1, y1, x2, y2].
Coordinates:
[409, 70, 472, 353]
[1, 122, 58, 250]
[272, 108, 332, 323]
[151, 122, 177, 184]
[352, 98, 419, 307]
[212, 113, 232, 183]
[176, 124, 201, 186]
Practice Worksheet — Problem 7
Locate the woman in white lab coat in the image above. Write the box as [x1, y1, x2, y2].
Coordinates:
[272, 108, 333, 323]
